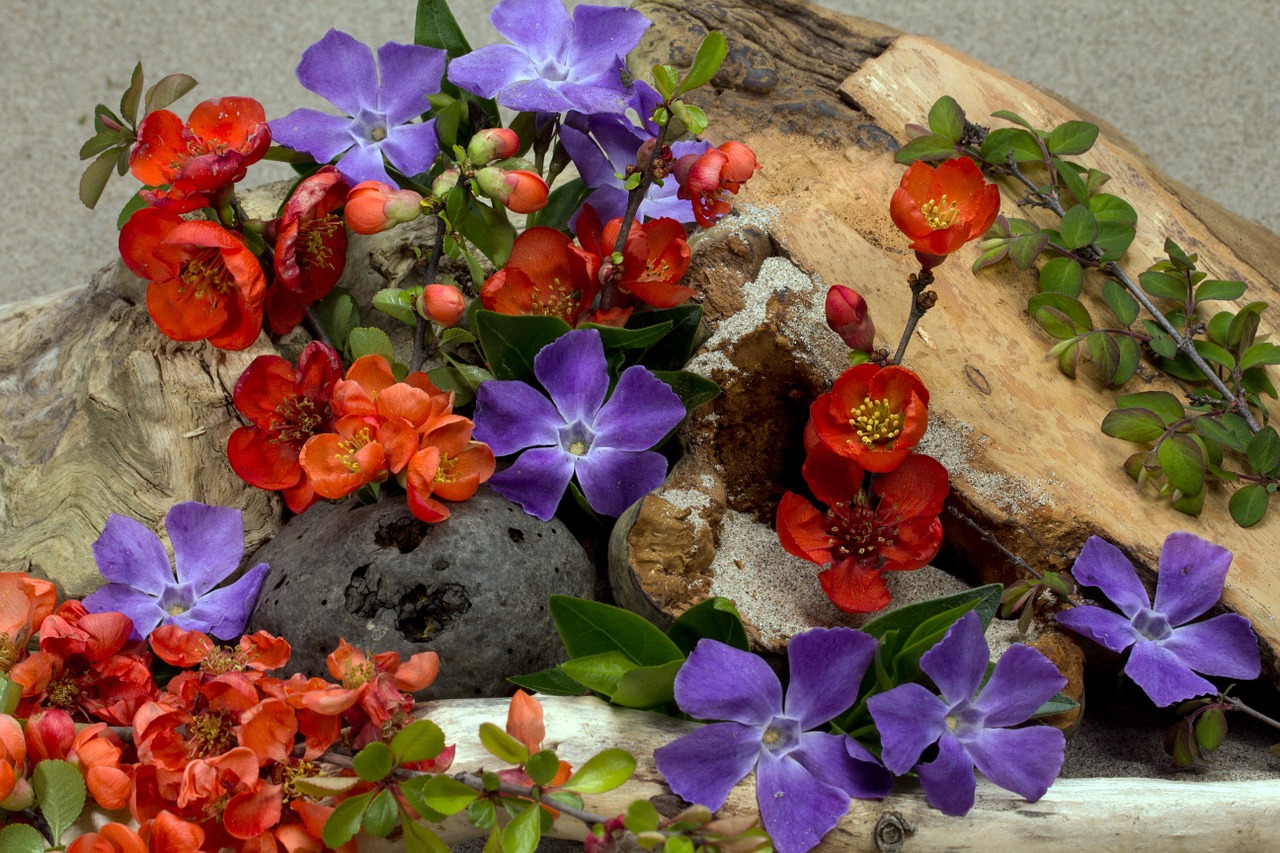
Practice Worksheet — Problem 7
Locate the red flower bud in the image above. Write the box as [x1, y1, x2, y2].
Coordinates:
[476, 167, 549, 214]
[345, 181, 423, 234]
[824, 285, 875, 352]
[418, 284, 466, 327]
[466, 127, 520, 164]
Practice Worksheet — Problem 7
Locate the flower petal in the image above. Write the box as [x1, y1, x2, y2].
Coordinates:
[974, 643, 1067, 727]
[1124, 638, 1218, 706]
[558, 124, 615, 189]
[80, 585, 165, 642]
[755, 750, 852, 853]
[675, 639, 781, 726]
[296, 29, 377, 115]
[269, 108, 357, 164]
[918, 611, 987, 708]
[916, 732, 977, 816]
[487, 446, 575, 522]
[380, 120, 441, 179]
[1069, 536, 1150, 617]
[574, 447, 669, 518]
[491, 0, 573, 62]
[1054, 604, 1140, 654]
[963, 724, 1065, 803]
[791, 731, 892, 800]
[865, 682, 946, 775]
[591, 366, 686, 450]
[1153, 531, 1233, 626]
[1161, 615, 1261, 681]
[783, 628, 875, 729]
[334, 140, 395, 186]
[534, 329, 609, 427]
[375, 42, 446, 125]
[473, 380, 562, 455]
[166, 503, 245, 596]
[173, 562, 270, 641]
[447, 44, 537, 101]
[653, 722, 760, 812]
[92, 514, 173, 595]
[567, 6, 651, 73]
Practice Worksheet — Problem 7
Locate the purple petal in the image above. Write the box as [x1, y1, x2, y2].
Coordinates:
[558, 124, 616, 189]
[270, 109, 356, 163]
[1125, 638, 1218, 706]
[447, 45, 537, 102]
[381, 121, 441, 179]
[487, 447, 575, 522]
[653, 722, 760, 811]
[1153, 531, 1233, 626]
[473, 380, 562, 455]
[534, 330, 609, 427]
[567, 187, 628, 232]
[334, 141, 395, 187]
[916, 733, 977, 816]
[756, 751, 852, 853]
[791, 731, 892, 800]
[496, 78, 580, 115]
[567, 6, 651, 72]
[1070, 536, 1150, 617]
[592, 366, 685, 450]
[296, 30, 377, 115]
[590, 117, 646, 176]
[783, 628, 875, 729]
[174, 562, 270, 641]
[635, 188, 697, 225]
[92, 514, 174, 595]
[1162, 615, 1261, 680]
[675, 638, 781, 725]
[973, 644, 1067, 728]
[918, 611, 987, 708]
[166, 502, 244, 596]
[574, 447, 669, 517]
[80, 584, 166, 642]
[865, 682, 947, 775]
[555, 81, 631, 115]
[1054, 604, 1140, 654]
[963, 725, 1065, 803]
[376, 42, 446, 124]
[491, 0, 573, 63]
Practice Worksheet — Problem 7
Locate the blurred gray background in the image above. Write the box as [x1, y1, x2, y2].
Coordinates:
[4, 0, 1276, 305]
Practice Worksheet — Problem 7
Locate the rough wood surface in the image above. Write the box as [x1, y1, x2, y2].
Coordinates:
[626, 0, 1280, 679]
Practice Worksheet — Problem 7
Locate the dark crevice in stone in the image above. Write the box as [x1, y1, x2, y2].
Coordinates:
[397, 582, 472, 642]
[374, 515, 431, 553]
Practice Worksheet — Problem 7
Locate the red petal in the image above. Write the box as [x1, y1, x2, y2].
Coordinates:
[819, 560, 891, 613]
[775, 492, 833, 566]
[228, 426, 304, 491]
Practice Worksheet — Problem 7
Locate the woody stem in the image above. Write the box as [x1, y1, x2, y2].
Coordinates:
[411, 207, 449, 374]
[891, 268, 935, 365]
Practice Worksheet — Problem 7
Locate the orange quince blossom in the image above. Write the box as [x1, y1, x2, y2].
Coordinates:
[267, 166, 350, 335]
[674, 140, 760, 228]
[27, 709, 133, 809]
[331, 354, 452, 432]
[227, 342, 343, 514]
[0, 713, 28, 809]
[129, 97, 271, 213]
[298, 414, 414, 499]
[68, 822, 149, 853]
[119, 207, 267, 351]
[500, 690, 572, 788]
[139, 811, 210, 853]
[810, 363, 930, 474]
[480, 227, 628, 327]
[576, 205, 694, 309]
[0, 571, 57, 673]
[889, 157, 1000, 259]
[404, 419, 495, 523]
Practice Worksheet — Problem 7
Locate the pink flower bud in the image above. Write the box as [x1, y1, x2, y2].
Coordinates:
[825, 285, 875, 352]
[475, 167, 549, 214]
[417, 284, 466, 327]
[466, 127, 520, 164]
[432, 169, 460, 199]
[345, 180, 423, 235]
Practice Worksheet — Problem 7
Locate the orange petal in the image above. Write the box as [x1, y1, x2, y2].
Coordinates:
[394, 651, 439, 692]
[506, 690, 545, 754]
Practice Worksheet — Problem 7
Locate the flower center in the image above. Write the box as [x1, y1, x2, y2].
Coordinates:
[188, 710, 235, 758]
[370, 126, 388, 143]
[47, 675, 84, 711]
[299, 215, 343, 271]
[847, 396, 903, 447]
[559, 423, 595, 458]
[944, 700, 985, 738]
[342, 658, 378, 690]
[338, 427, 374, 472]
[1132, 607, 1173, 642]
[433, 452, 458, 484]
[760, 715, 801, 756]
[167, 603, 187, 616]
[528, 279, 583, 323]
[277, 759, 319, 803]
[272, 394, 324, 444]
[824, 495, 897, 564]
[920, 195, 961, 230]
[180, 248, 235, 303]
[0, 633, 16, 673]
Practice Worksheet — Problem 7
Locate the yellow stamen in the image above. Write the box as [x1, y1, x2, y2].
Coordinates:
[847, 396, 903, 447]
[920, 194, 961, 230]
[338, 428, 374, 472]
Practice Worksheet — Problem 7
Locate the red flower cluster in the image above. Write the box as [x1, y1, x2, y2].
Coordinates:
[777, 364, 947, 613]
[890, 157, 999, 263]
[230, 345, 494, 522]
[673, 141, 761, 228]
[576, 206, 694, 310]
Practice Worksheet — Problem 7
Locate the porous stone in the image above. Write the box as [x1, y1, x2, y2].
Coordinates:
[246, 488, 595, 698]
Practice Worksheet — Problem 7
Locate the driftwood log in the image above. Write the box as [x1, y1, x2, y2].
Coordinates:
[610, 0, 1280, 681]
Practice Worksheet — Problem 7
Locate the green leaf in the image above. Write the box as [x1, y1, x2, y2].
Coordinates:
[1008, 231, 1051, 270]
[1139, 270, 1188, 301]
[373, 288, 419, 326]
[80, 128, 123, 161]
[315, 289, 359, 352]
[560, 749, 636, 794]
[1240, 342, 1280, 372]
[893, 134, 957, 164]
[1056, 339, 1080, 377]
[980, 127, 1042, 163]
[651, 369, 720, 413]
[403, 819, 452, 853]
[427, 361, 491, 408]
[0, 675, 20, 715]
[675, 31, 728, 97]
[292, 775, 362, 798]
[1102, 280, 1139, 326]
[1195, 279, 1247, 303]
[354, 741, 396, 783]
[652, 65, 679, 100]
[362, 789, 399, 838]
[323, 791, 373, 848]
[525, 749, 562, 787]
[468, 797, 497, 830]
[507, 665, 587, 696]
[1039, 257, 1084, 297]
[415, 0, 471, 53]
[581, 321, 672, 351]
[1247, 427, 1280, 474]
[1158, 433, 1206, 496]
[460, 197, 516, 267]
[1058, 205, 1099, 250]
[80, 147, 119, 210]
[144, 73, 198, 115]
[419, 774, 480, 816]
[992, 109, 1035, 129]
[1032, 690, 1080, 718]
[1165, 238, 1195, 268]
[502, 802, 542, 853]
[549, 595, 684, 666]
[611, 659, 684, 709]
[1194, 339, 1236, 371]
[473, 310, 571, 383]
[1086, 332, 1122, 386]
[392, 719, 445, 764]
[0, 824, 45, 853]
[33, 759, 86, 845]
[1193, 416, 1245, 453]
[1101, 408, 1167, 443]
[348, 326, 398, 366]
[927, 96, 965, 143]
[666, 596, 751, 655]
[1195, 707, 1229, 752]
[1230, 484, 1269, 528]
[861, 584, 1003, 641]
[1114, 336, 1141, 385]
[1028, 292, 1092, 337]
[1116, 390, 1185, 425]
[1054, 158, 1090, 205]
[1228, 302, 1268, 352]
[529, 177, 590, 232]
[624, 304, 705, 371]
[479, 722, 530, 765]
[561, 651, 640, 698]
[120, 62, 144, 126]
[1047, 121, 1099, 155]
[625, 799, 662, 834]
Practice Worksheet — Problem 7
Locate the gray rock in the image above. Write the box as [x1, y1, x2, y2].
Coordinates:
[246, 488, 595, 698]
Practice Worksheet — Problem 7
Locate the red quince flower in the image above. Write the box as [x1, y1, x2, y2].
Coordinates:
[674, 141, 760, 228]
[777, 443, 948, 613]
[299, 416, 407, 499]
[267, 166, 350, 335]
[499, 690, 572, 789]
[480, 227, 628, 326]
[0, 713, 28, 809]
[227, 342, 342, 513]
[67, 822, 149, 853]
[403, 419, 496, 523]
[344, 180, 424, 235]
[330, 354, 449, 428]
[576, 206, 694, 309]
[0, 571, 57, 673]
[139, 811, 209, 853]
[889, 157, 1000, 258]
[119, 208, 267, 351]
[130, 97, 271, 213]
[810, 363, 930, 473]
[26, 709, 133, 810]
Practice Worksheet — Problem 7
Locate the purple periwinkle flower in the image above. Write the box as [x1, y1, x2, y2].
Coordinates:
[82, 502, 269, 641]
[654, 628, 892, 853]
[1055, 531, 1260, 707]
[473, 329, 685, 521]
[867, 611, 1066, 816]
[271, 29, 446, 185]
[447, 0, 650, 115]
